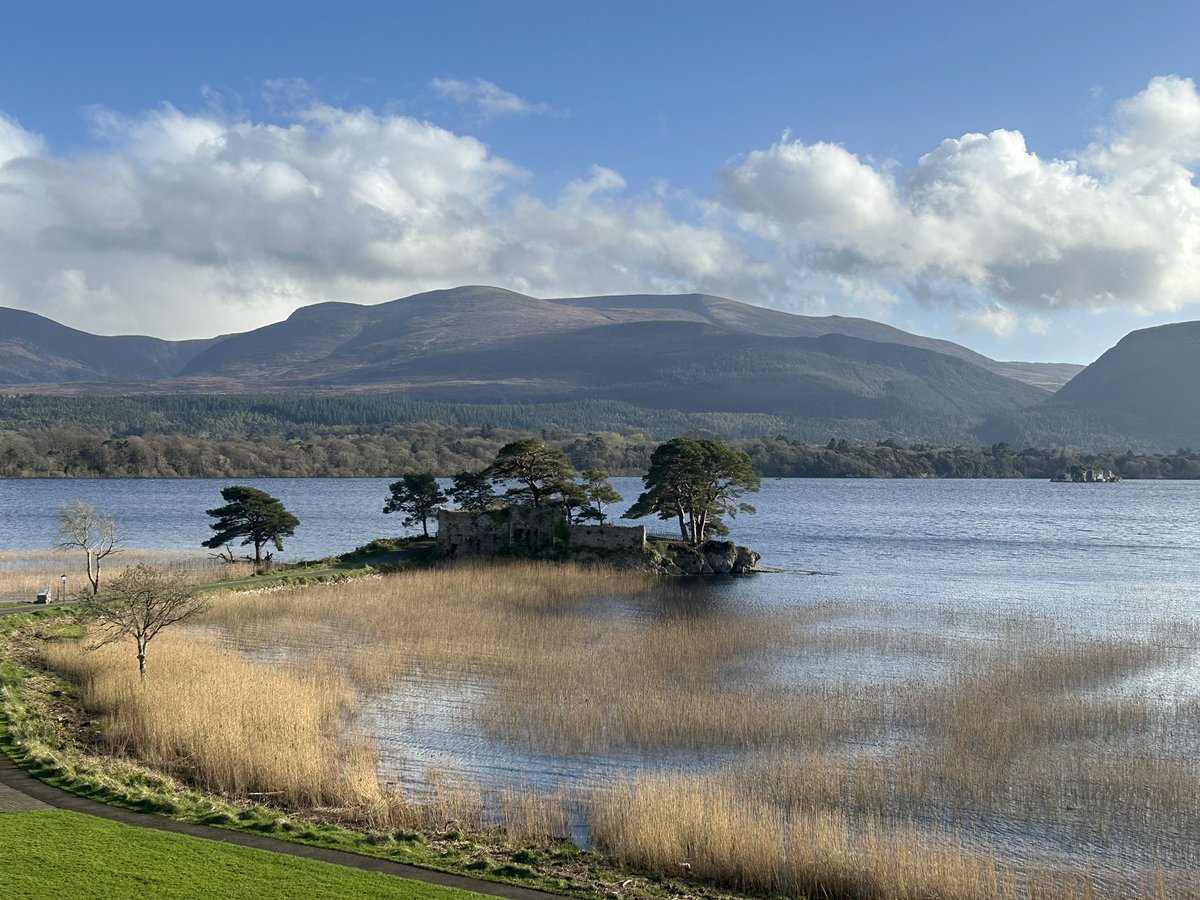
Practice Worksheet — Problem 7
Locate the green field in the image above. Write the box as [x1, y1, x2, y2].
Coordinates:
[0, 810, 485, 900]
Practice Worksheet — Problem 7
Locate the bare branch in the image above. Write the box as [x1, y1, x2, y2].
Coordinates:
[79, 564, 208, 680]
[55, 501, 125, 595]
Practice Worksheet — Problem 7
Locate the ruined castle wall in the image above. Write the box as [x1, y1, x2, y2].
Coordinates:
[568, 523, 646, 549]
[436, 508, 645, 555]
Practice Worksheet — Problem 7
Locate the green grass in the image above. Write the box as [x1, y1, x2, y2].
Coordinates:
[0, 810, 486, 900]
[199, 538, 440, 592]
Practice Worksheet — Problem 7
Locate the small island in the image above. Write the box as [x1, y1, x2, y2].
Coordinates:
[430, 436, 762, 574]
[1050, 466, 1123, 483]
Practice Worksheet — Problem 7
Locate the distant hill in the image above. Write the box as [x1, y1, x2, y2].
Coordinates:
[0, 307, 221, 384]
[0, 286, 1084, 445]
[552, 292, 1082, 389]
[981, 321, 1200, 451]
[174, 285, 1077, 388]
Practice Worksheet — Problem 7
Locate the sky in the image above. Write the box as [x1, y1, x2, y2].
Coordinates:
[2, 2, 1200, 363]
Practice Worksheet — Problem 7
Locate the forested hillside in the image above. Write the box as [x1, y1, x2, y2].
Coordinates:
[2, 419, 1195, 480]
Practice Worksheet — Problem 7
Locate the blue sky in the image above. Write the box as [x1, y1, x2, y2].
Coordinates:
[2, 1, 1199, 362]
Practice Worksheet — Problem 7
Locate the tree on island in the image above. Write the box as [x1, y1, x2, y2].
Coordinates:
[383, 472, 446, 538]
[623, 438, 760, 545]
[579, 468, 623, 523]
[202, 485, 299, 574]
[447, 471, 498, 511]
[80, 564, 208, 681]
[56, 500, 124, 596]
[486, 438, 575, 508]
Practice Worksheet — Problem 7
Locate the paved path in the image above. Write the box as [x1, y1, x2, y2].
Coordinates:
[0, 752, 560, 900]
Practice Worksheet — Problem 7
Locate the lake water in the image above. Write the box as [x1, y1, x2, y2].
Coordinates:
[3, 476, 1199, 632]
[5, 475, 1200, 885]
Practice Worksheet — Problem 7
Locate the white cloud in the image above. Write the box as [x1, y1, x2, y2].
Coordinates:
[430, 78, 553, 119]
[560, 165, 626, 207]
[721, 75, 1200, 317]
[0, 112, 43, 166]
[956, 303, 1020, 338]
[0, 97, 774, 338]
[4, 75, 1200, 342]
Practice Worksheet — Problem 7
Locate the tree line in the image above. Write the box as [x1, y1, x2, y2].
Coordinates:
[5, 423, 1199, 479]
[740, 438, 1200, 480]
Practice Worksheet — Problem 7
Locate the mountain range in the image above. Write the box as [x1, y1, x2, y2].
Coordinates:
[0, 286, 1194, 451]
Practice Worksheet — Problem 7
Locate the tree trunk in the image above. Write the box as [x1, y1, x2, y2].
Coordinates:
[422, 517, 430, 538]
[137, 650, 146, 681]
[676, 508, 688, 542]
[254, 541, 264, 575]
[88, 551, 100, 595]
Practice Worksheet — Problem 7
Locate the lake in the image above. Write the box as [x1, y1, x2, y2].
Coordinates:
[3, 476, 1199, 634]
[6, 475, 1200, 888]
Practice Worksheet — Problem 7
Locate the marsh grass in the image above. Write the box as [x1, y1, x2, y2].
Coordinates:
[38, 560, 1200, 897]
[0, 549, 253, 601]
[43, 633, 379, 809]
[591, 773, 1017, 899]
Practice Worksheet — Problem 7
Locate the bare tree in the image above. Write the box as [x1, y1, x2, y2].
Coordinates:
[82, 564, 208, 681]
[56, 501, 124, 596]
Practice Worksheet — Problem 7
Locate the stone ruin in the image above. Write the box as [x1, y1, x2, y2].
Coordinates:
[436, 507, 646, 557]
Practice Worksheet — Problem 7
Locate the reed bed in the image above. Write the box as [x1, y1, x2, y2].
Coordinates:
[591, 772, 1015, 899]
[38, 560, 1200, 896]
[0, 549, 253, 601]
[43, 632, 380, 810]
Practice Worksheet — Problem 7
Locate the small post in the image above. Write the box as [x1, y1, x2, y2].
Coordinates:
[59, 574, 66, 602]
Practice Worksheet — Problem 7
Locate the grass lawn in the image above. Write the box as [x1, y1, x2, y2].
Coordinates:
[0, 810, 486, 900]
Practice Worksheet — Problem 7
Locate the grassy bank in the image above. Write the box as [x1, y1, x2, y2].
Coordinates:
[0, 810, 487, 900]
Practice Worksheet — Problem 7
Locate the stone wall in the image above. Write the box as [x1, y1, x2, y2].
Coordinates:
[568, 523, 646, 549]
[437, 507, 563, 556]
[436, 508, 646, 556]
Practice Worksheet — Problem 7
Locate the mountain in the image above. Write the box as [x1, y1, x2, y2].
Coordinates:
[174, 286, 1076, 389]
[0, 307, 221, 384]
[982, 321, 1200, 452]
[0, 286, 1070, 445]
[551, 292, 1082, 389]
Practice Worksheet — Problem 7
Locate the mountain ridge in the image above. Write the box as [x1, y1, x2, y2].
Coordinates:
[0, 286, 1081, 389]
[22, 286, 1196, 450]
[981, 320, 1200, 451]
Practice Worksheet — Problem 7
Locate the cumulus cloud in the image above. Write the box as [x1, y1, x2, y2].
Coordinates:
[0, 112, 43, 165]
[430, 77, 554, 119]
[721, 75, 1200, 323]
[0, 98, 773, 337]
[4, 75, 1200, 342]
[955, 303, 1020, 338]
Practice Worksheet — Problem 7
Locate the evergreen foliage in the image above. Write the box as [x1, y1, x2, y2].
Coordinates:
[447, 471, 498, 511]
[579, 469, 623, 523]
[486, 438, 576, 508]
[202, 486, 300, 573]
[625, 438, 760, 544]
[382, 473, 446, 538]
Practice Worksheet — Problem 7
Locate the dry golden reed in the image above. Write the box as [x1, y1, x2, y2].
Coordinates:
[0, 549, 252, 601]
[591, 772, 1014, 900]
[38, 559, 1200, 896]
[44, 632, 380, 810]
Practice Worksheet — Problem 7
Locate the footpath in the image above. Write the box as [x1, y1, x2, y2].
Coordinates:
[0, 752, 558, 900]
